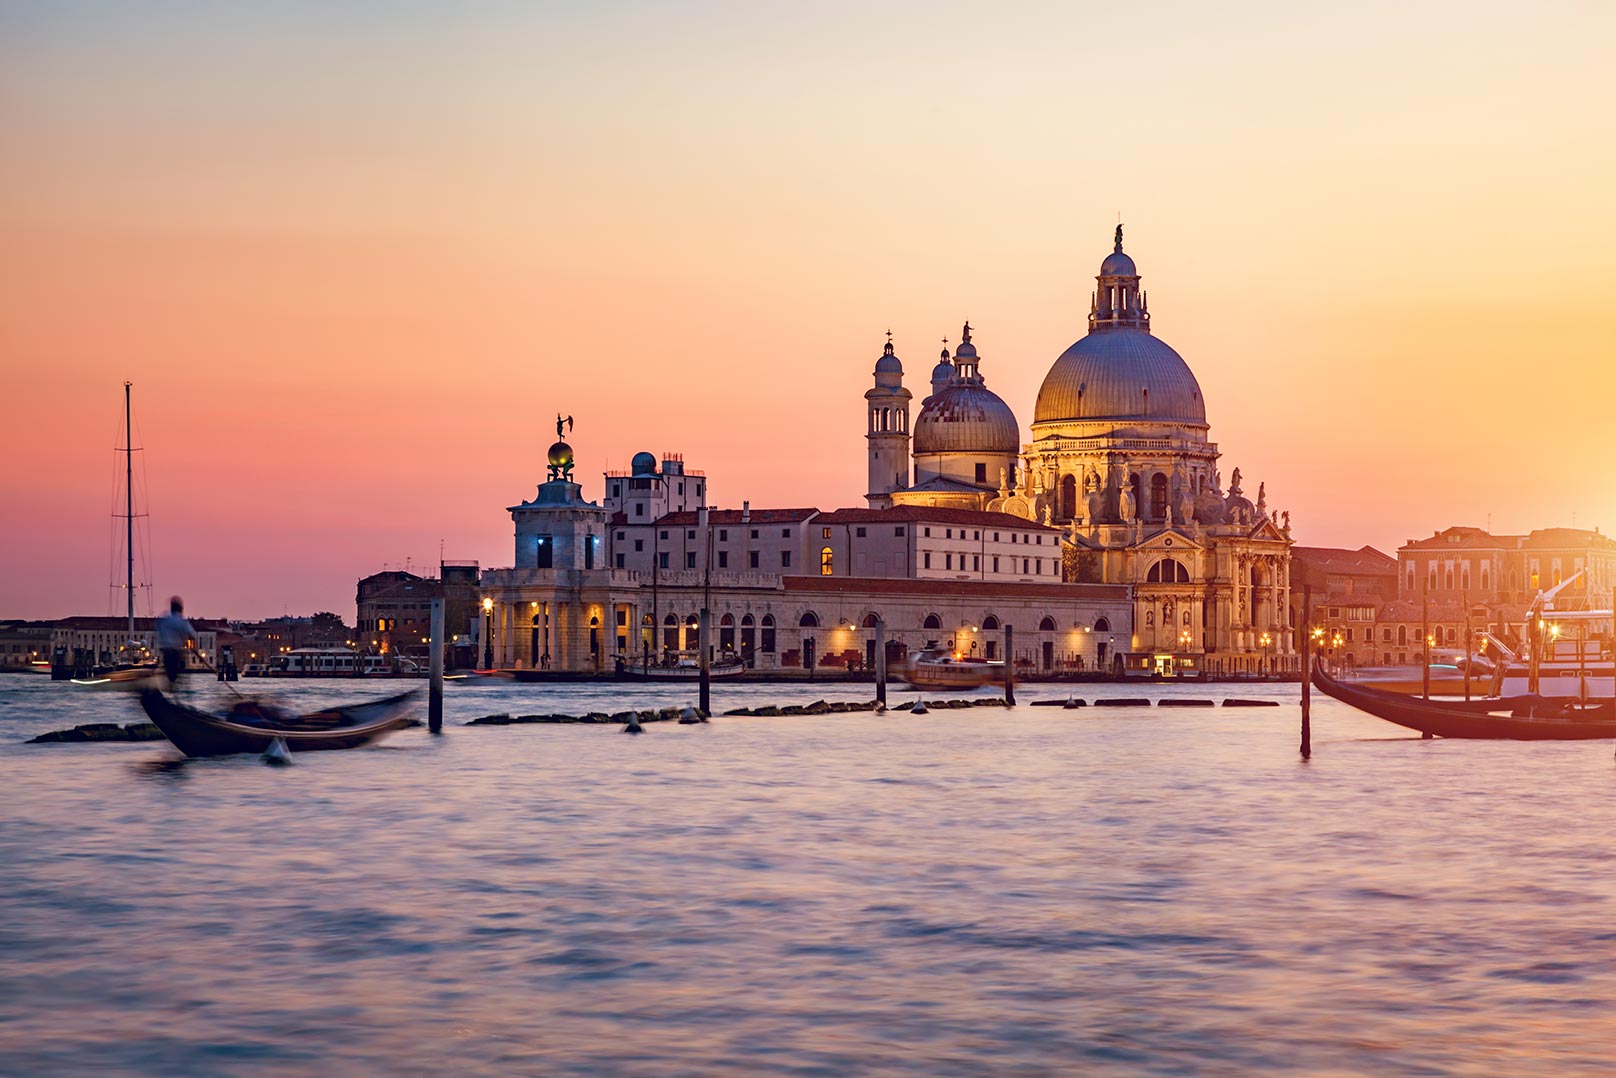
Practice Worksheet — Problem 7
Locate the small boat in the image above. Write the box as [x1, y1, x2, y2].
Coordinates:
[1313, 666, 1616, 740]
[138, 688, 418, 757]
[900, 647, 1005, 689]
[616, 657, 747, 680]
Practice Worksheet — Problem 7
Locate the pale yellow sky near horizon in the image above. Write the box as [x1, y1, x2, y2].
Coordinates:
[2, 1, 1612, 618]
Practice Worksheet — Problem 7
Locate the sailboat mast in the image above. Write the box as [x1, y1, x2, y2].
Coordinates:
[125, 381, 134, 642]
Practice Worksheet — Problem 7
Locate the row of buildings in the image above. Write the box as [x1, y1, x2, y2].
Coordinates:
[477, 230, 1297, 677]
[1292, 527, 1616, 669]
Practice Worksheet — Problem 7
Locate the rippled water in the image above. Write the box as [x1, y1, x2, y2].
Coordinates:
[4, 672, 1616, 1076]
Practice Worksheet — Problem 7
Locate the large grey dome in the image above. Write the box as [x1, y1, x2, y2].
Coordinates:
[1034, 328, 1206, 425]
[913, 382, 1020, 454]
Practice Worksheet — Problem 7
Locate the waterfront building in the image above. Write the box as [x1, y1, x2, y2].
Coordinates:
[864, 228, 1296, 674]
[1289, 546, 1398, 670]
[355, 562, 482, 663]
[1365, 525, 1616, 665]
[480, 226, 1298, 676]
[478, 433, 1131, 674]
[0, 620, 55, 668]
[49, 616, 220, 669]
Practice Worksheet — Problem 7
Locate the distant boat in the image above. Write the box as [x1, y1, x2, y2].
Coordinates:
[138, 688, 418, 757]
[616, 657, 746, 681]
[1313, 665, 1615, 740]
[900, 648, 1005, 689]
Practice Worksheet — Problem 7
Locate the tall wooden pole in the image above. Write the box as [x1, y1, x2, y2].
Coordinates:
[1003, 625, 1015, 706]
[1463, 592, 1472, 702]
[428, 598, 444, 735]
[698, 607, 711, 716]
[1300, 584, 1311, 759]
[874, 619, 887, 707]
[1421, 578, 1431, 700]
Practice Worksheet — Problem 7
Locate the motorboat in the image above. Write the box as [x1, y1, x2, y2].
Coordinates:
[900, 647, 1005, 689]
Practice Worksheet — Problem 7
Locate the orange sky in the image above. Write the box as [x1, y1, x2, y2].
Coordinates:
[3, 2, 1613, 620]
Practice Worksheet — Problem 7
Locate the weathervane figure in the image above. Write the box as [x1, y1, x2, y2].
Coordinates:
[556, 413, 573, 440]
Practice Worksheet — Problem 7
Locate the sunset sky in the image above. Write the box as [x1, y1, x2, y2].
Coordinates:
[3, 1, 1613, 621]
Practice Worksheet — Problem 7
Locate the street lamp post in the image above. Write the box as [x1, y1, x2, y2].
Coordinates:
[1259, 631, 1271, 676]
[482, 596, 494, 669]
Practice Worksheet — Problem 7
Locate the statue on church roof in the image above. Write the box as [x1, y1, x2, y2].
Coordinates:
[1256, 481, 1267, 515]
[1114, 223, 1123, 251]
[1229, 467, 1243, 496]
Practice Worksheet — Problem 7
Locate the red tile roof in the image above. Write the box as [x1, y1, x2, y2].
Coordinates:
[1290, 545, 1397, 574]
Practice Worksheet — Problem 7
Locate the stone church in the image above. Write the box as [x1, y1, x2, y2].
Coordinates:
[865, 228, 1295, 671]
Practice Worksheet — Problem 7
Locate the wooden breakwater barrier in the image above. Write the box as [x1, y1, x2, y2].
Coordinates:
[466, 697, 1015, 726]
[1028, 697, 1281, 709]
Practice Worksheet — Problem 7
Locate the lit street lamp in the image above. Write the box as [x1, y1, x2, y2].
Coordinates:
[482, 596, 494, 669]
[1259, 631, 1271, 676]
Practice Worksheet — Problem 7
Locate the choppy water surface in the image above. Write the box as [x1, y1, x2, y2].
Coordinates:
[4, 674, 1616, 1076]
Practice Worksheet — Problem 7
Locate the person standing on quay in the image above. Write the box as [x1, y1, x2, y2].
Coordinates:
[157, 596, 198, 687]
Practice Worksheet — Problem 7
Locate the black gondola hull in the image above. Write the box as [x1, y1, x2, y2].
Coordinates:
[139, 690, 418, 757]
[1313, 668, 1616, 740]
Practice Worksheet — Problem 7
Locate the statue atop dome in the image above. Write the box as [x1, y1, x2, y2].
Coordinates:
[1114, 223, 1123, 251]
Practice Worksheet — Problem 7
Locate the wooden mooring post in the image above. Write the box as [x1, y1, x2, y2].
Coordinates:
[698, 608, 711, 717]
[1003, 625, 1015, 707]
[428, 597, 444, 735]
[874, 619, 887, 708]
[1300, 584, 1311, 759]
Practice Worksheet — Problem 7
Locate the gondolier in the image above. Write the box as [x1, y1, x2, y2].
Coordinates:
[156, 595, 198, 686]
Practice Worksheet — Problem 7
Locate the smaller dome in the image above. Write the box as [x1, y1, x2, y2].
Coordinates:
[912, 383, 1020, 455]
[630, 450, 656, 476]
[953, 340, 977, 360]
[874, 341, 902, 376]
[547, 441, 574, 468]
[1100, 250, 1137, 277]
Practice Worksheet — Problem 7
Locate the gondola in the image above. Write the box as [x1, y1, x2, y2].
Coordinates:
[138, 688, 419, 758]
[1312, 666, 1616, 740]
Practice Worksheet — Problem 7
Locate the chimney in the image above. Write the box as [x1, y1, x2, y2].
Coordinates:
[742, 500, 750, 524]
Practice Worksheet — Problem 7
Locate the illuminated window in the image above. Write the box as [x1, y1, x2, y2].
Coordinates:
[820, 547, 834, 575]
[823, 527, 832, 539]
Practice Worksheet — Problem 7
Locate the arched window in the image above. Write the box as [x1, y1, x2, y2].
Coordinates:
[1060, 474, 1077, 520]
[1150, 472, 1168, 521]
[923, 613, 942, 630]
[685, 614, 699, 630]
[760, 614, 776, 653]
[720, 613, 734, 626]
[1397, 625, 1408, 646]
[664, 613, 678, 625]
[1147, 558, 1190, 583]
[1039, 616, 1057, 631]
[741, 614, 754, 626]
[1445, 569, 1454, 591]
[982, 615, 1000, 631]
[1481, 569, 1490, 592]
[860, 612, 880, 628]
[1093, 617, 1111, 633]
[761, 614, 774, 626]
[641, 614, 653, 626]
[820, 547, 834, 575]
[799, 611, 819, 627]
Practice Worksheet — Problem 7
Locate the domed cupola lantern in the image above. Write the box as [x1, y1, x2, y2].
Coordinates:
[1092, 224, 1150, 331]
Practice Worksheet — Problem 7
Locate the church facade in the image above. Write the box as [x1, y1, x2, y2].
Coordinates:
[866, 228, 1295, 672]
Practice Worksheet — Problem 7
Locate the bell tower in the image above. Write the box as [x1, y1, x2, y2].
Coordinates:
[865, 334, 912, 508]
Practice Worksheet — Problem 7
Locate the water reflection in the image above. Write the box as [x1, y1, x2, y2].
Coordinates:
[5, 675, 1616, 1074]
